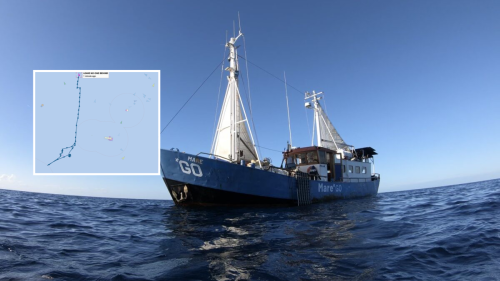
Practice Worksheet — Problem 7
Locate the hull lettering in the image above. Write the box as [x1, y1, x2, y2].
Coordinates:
[179, 160, 204, 177]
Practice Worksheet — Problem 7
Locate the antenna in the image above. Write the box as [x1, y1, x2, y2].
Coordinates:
[284, 71, 293, 147]
[233, 21, 236, 38]
[238, 11, 242, 33]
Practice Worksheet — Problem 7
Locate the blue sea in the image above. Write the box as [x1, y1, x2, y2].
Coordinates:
[1, 179, 499, 280]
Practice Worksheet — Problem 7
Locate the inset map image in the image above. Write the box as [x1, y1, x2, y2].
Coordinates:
[34, 71, 160, 175]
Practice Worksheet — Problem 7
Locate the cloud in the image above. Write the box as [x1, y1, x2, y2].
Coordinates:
[0, 174, 16, 182]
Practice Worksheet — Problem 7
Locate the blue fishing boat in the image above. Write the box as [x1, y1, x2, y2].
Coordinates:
[161, 27, 380, 206]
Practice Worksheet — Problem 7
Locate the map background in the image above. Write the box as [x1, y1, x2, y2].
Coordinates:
[34, 71, 159, 174]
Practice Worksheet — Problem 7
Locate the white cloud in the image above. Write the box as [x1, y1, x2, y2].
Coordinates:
[0, 174, 16, 182]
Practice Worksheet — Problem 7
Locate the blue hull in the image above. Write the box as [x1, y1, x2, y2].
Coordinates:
[160, 149, 380, 206]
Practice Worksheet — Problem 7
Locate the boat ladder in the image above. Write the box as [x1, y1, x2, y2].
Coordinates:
[295, 171, 311, 206]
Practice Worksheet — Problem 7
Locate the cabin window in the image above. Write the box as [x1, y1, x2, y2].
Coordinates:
[318, 150, 327, 164]
[348, 165, 353, 173]
[362, 167, 367, 174]
[355, 166, 360, 173]
[294, 151, 318, 165]
[306, 151, 318, 164]
[295, 153, 306, 165]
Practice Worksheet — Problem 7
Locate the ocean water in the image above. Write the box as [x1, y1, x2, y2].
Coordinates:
[1, 180, 499, 281]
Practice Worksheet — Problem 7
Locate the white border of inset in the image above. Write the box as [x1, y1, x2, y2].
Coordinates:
[33, 70, 161, 176]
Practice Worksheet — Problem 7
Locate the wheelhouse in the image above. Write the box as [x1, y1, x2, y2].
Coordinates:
[282, 146, 378, 183]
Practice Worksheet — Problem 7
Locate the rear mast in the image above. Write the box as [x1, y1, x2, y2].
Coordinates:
[305, 91, 340, 151]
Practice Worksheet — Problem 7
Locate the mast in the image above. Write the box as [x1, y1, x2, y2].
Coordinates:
[211, 29, 260, 165]
[229, 33, 241, 161]
[314, 94, 322, 148]
[305, 91, 348, 151]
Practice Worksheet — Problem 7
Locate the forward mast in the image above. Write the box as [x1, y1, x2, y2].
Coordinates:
[211, 30, 260, 165]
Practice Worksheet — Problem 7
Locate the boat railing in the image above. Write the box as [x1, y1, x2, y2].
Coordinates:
[195, 153, 288, 174]
[196, 152, 232, 162]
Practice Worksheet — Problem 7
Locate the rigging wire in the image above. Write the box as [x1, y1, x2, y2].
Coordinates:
[242, 36, 253, 112]
[241, 34, 262, 159]
[238, 14, 261, 159]
[237, 54, 313, 146]
[323, 92, 329, 115]
[160, 60, 224, 134]
[210, 31, 228, 154]
[160, 26, 316, 151]
[239, 71, 261, 157]
[255, 145, 284, 153]
[284, 71, 292, 147]
[237, 55, 304, 95]
[304, 104, 311, 141]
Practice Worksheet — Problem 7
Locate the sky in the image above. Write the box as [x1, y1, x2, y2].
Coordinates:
[1, 0, 499, 200]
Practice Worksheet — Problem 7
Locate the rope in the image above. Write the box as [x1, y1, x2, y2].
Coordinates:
[242, 36, 253, 111]
[237, 54, 315, 148]
[161, 60, 224, 134]
[239, 72, 262, 158]
[323, 92, 329, 115]
[237, 55, 304, 95]
[241, 34, 262, 158]
[304, 104, 311, 140]
[237, 54, 319, 149]
[210, 32, 228, 154]
[284, 71, 292, 147]
[256, 145, 284, 153]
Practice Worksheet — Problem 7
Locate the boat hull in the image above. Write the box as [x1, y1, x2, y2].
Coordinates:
[160, 149, 379, 206]
[163, 178, 295, 206]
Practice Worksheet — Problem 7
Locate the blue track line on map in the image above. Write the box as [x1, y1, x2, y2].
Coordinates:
[47, 76, 82, 166]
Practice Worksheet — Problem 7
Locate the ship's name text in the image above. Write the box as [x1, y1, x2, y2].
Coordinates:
[318, 183, 342, 193]
[187, 156, 203, 164]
